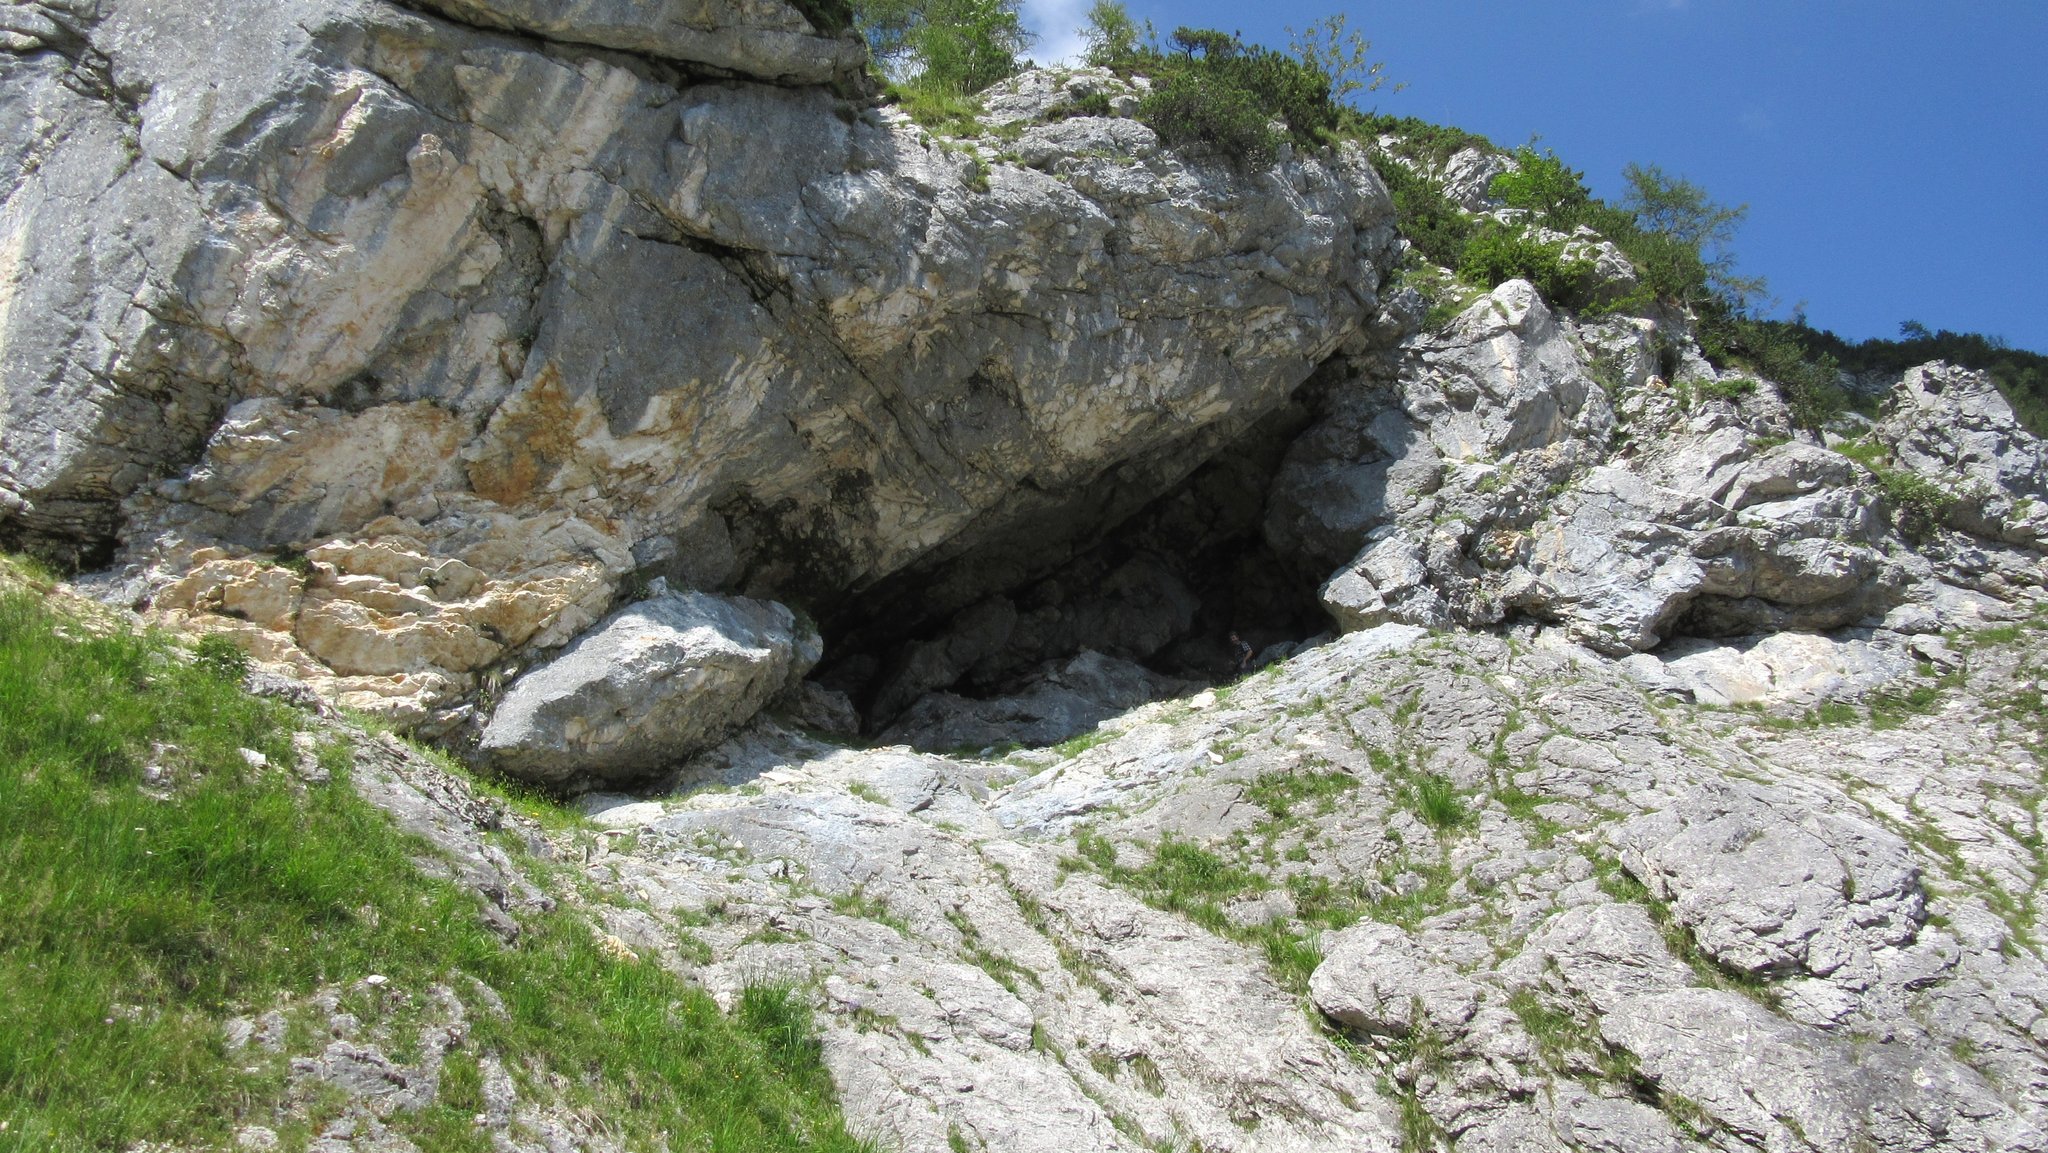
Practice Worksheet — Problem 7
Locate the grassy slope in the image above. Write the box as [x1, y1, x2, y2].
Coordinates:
[0, 572, 867, 1153]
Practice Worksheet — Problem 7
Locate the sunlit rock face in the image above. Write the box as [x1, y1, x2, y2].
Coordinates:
[0, 0, 1398, 731]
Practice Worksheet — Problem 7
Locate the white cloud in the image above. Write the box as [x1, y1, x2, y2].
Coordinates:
[1019, 0, 1092, 66]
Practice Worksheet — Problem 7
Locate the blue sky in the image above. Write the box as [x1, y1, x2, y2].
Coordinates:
[1015, 0, 2048, 351]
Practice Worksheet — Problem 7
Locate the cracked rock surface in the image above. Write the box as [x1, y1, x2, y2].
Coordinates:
[289, 604, 2048, 1151]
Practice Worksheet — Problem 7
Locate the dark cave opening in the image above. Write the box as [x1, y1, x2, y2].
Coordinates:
[807, 398, 1335, 743]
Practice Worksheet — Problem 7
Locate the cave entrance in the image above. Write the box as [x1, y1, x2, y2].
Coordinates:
[810, 400, 1331, 750]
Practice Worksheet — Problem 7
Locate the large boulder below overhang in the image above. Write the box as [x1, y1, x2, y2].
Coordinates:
[479, 593, 820, 789]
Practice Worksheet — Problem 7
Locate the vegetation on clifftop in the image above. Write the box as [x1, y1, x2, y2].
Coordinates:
[847, 0, 2044, 432]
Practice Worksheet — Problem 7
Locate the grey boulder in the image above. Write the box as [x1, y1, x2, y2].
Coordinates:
[1310, 921, 1482, 1037]
[479, 593, 820, 787]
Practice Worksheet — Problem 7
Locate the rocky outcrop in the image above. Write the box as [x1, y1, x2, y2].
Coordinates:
[13, 0, 2040, 770]
[1616, 631, 1918, 706]
[473, 602, 2048, 1153]
[1876, 362, 2048, 546]
[478, 592, 819, 787]
[1273, 284, 2023, 656]
[1, 4, 1398, 735]
[15, 2, 2048, 1146]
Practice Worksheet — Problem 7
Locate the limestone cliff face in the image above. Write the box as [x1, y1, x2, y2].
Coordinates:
[13, 6, 2048, 1152]
[6, 0, 2046, 766]
[0, 0, 1398, 727]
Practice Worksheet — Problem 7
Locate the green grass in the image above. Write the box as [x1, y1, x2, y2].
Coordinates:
[889, 85, 986, 136]
[1506, 986, 1647, 1090]
[1243, 767, 1358, 820]
[1410, 774, 1470, 832]
[1494, 782, 1563, 847]
[0, 588, 866, 1153]
[1867, 676, 1954, 730]
[1053, 727, 1112, 758]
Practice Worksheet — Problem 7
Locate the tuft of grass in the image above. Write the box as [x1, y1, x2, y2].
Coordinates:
[1127, 1052, 1166, 1096]
[738, 983, 825, 1079]
[1054, 727, 1112, 758]
[1695, 375, 1757, 402]
[1494, 781, 1562, 847]
[0, 589, 867, 1153]
[1507, 986, 1645, 1088]
[1244, 767, 1357, 820]
[1809, 699, 1861, 726]
[1411, 774, 1470, 831]
[189, 632, 251, 682]
[890, 86, 986, 136]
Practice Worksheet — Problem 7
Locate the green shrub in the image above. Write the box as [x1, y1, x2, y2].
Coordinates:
[1783, 320, 2048, 437]
[1375, 158, 1474, 269]
[190, 633, 250, 683]
[1489, 145, 1592, 221]
[1876, 469, 1956, 532]
[1833, 439, 1958, 534]
[1066, 90, 1114, 118]
[1346, 110, 1494, 167]
[1134, 28, 1339, 168]
[1456, 222, 1597, 308]
[1139, 63, 1288, 167]
[1695, 376, 1757, 402]
[1697, 315, 1848, 427]
[1080, 8, 1380, 169]
[1391, 261, 1481, 328]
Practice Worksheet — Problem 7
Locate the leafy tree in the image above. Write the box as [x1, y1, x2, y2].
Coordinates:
[858, 0, 1031, 97]
[1285, 12, 1401, 104]
[1081, 0, 1143, 68]
[1621, 164, 1766, 312]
